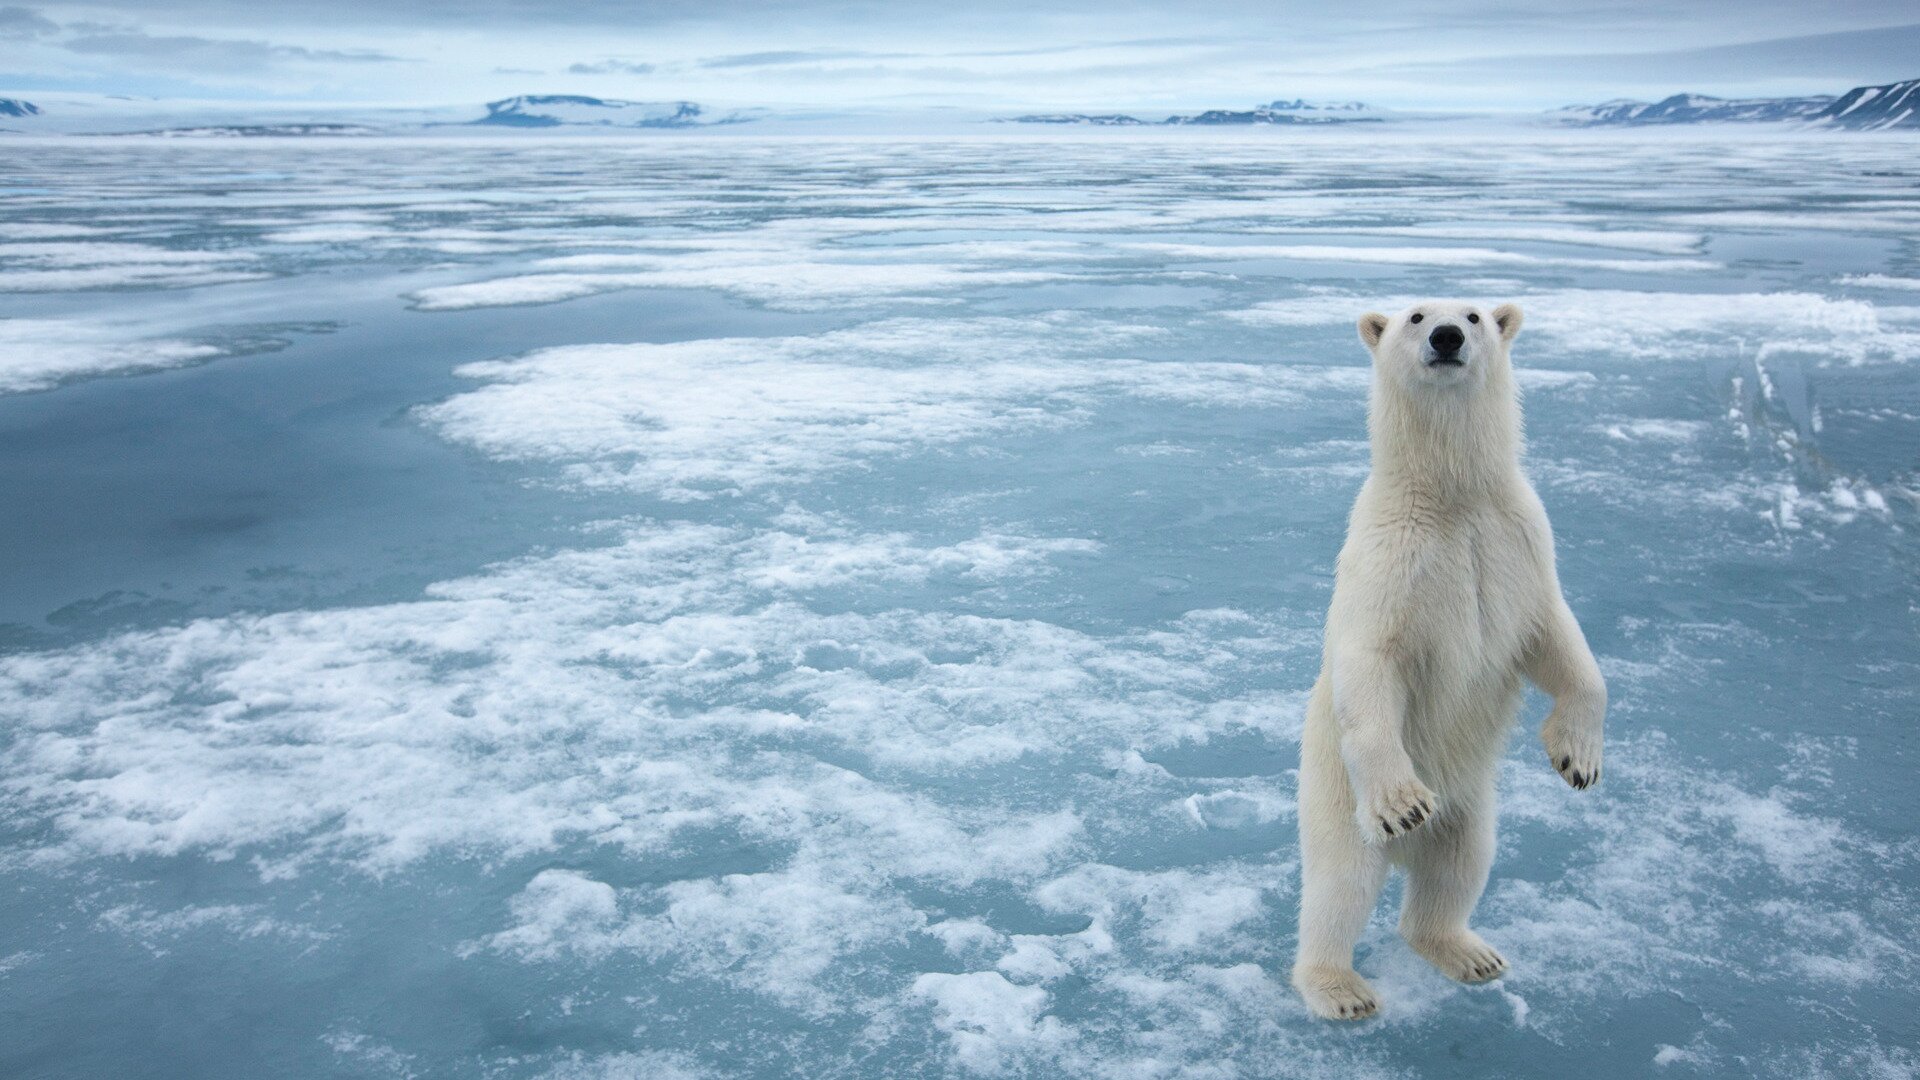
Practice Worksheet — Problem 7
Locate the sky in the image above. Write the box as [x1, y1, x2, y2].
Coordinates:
[2, 1, 1918, 113]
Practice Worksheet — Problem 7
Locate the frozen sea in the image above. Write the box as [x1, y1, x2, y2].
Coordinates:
[0, 132, 1916, 1079]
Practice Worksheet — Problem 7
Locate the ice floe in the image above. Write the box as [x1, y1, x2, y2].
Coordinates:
[2, 133, 1916, 1079]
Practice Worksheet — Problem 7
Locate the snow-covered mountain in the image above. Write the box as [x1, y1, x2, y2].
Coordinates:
[1165, 99, 1388, 125]
[1548, 92, 1835, 126]
[99, 124, 380, 138]
[0, 98, 41, 119]
[1008, 100, 1389, 126]
[473, 95, 733, 129]
[1005, 114, 1150, 126]
[1260, 99, 1392, 119]
[1807, 79, 1920, 130]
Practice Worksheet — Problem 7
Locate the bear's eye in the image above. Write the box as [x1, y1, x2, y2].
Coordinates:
[1467, 313, 1480, 324]
[1409, 313, 1424, 324]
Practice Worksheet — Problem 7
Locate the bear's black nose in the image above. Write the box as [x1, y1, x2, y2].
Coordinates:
[1428, 324, 1464, 352]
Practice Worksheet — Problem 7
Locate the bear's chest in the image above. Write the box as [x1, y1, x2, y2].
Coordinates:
[1397, 510, 1539, 677]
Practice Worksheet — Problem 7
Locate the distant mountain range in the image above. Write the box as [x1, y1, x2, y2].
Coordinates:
[1011, 99, 1390, 126]
[1551, 77, 1919, 129]
[1019, 79, 1920, 131]
[472, 95, 735, 129]
[1010, 114, 1151, 126]
[1175, 100, 1390, 125]
[1548, 93, 1834, 126]
[98, 124, 380, 138]
[2, 78, 1916, 135]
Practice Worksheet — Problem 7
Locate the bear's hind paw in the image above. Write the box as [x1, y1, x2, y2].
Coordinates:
[1292, 965, 1380, 1021]
[1408, 930, 1508, 984]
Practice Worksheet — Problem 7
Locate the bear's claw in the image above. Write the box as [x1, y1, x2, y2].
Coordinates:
[1543, 724, 1602, 792]
[1362, 777, 1437, 841]
[1407, 931, 1509, 984]
[1293, 965, 1380, 1021]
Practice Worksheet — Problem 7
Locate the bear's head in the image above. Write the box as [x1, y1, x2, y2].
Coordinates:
[1356, 301, 1522, 392]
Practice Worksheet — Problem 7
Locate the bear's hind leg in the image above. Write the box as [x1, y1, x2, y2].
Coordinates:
[1398, 791, 1508, 983]
[1292, 820, 1389, 1019]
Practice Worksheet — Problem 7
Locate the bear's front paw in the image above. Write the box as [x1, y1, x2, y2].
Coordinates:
[1358, 777, 1436, 841]
[1542, 721, 1602, 790]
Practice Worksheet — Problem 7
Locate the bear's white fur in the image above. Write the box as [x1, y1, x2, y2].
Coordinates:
[1291, 301, 1606, 1020]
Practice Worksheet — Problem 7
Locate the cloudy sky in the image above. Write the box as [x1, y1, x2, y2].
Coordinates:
[2, 1, 1917, 112]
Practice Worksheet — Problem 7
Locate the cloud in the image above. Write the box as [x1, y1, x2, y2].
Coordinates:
[566, 58, 655, 75]
[61, 31, 406, 68]
[0, 4, 57, 38]
[1360, 22, 1920, 93]
[6, 1, 1915, 108]
[693, 39, 1207, 71]
[697, 49, 899, 69]
[948, 36, 1226, 59]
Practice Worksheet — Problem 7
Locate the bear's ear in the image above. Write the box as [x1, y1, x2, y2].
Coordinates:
[1357, 312, 1389, 350]
[1492, 303, 1524, 343]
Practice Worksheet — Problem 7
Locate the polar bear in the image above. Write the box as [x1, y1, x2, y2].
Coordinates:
[1290, 301, 1606, 1020]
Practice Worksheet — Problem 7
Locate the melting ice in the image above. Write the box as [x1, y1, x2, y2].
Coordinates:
[1, 133, 1916, 1079]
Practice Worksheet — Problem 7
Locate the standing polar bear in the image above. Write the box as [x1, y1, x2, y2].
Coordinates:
[1291, 301, 1607, 1020]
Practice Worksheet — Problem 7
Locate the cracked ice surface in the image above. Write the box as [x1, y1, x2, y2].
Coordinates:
[1, 133, 1916, 1079]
